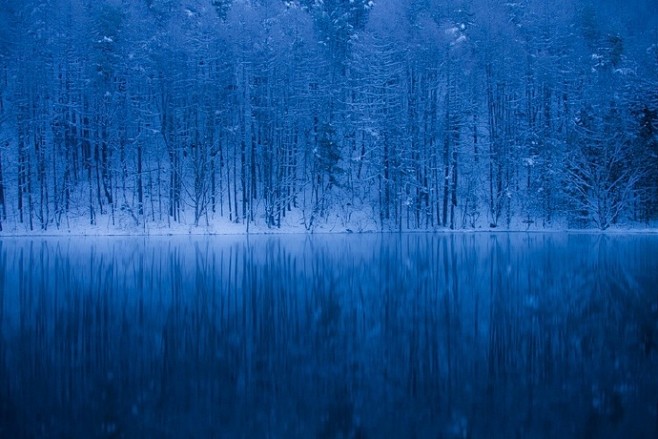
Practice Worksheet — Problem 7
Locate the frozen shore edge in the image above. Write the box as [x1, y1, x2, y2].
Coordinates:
[2, 226, 658, 238]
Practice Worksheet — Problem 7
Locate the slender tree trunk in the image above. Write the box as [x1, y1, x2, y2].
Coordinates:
[137, 141, 144, 217]
[0, 146, 4, 231]
[17, 125, 25, 225]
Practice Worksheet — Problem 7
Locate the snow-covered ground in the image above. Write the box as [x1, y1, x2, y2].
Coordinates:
[1, 208, 657, 237]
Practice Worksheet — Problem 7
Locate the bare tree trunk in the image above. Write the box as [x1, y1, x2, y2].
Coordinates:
[0, 146, 4, 231]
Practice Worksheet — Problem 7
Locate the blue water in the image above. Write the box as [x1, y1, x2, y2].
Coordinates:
[0, 233, 657, 438]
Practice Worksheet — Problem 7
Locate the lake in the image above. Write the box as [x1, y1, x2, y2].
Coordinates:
[0, 233, 657, 438]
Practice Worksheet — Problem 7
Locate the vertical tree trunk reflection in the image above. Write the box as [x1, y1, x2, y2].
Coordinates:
[0, 235, 656, 437]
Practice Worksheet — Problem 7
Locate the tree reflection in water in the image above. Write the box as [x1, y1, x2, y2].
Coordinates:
[0, 234, 656, 438]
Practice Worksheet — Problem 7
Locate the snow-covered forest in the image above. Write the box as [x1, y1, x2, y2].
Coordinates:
[0, 0, 657, 233]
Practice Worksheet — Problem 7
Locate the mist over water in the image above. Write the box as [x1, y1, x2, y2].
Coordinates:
[0, 234, 657, 438]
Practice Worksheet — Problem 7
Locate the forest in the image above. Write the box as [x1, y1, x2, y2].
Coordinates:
[0, 0, 657, 233]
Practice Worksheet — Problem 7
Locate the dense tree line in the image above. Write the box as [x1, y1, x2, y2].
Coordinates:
[0, 0, 656, 232]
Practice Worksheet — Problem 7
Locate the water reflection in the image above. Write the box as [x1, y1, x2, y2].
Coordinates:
[0, 234, 656, 438]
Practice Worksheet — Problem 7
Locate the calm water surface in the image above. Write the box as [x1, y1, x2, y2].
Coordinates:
[0, 233, 657, 438]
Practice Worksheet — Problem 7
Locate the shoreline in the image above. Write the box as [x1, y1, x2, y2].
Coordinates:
[2, 227, 658, 238]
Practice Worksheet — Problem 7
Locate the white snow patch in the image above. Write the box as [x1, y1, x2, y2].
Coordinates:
[613, 67, 635, 76]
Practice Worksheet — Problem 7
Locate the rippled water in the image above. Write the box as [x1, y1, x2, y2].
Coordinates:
[0, 233, 657, 438]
